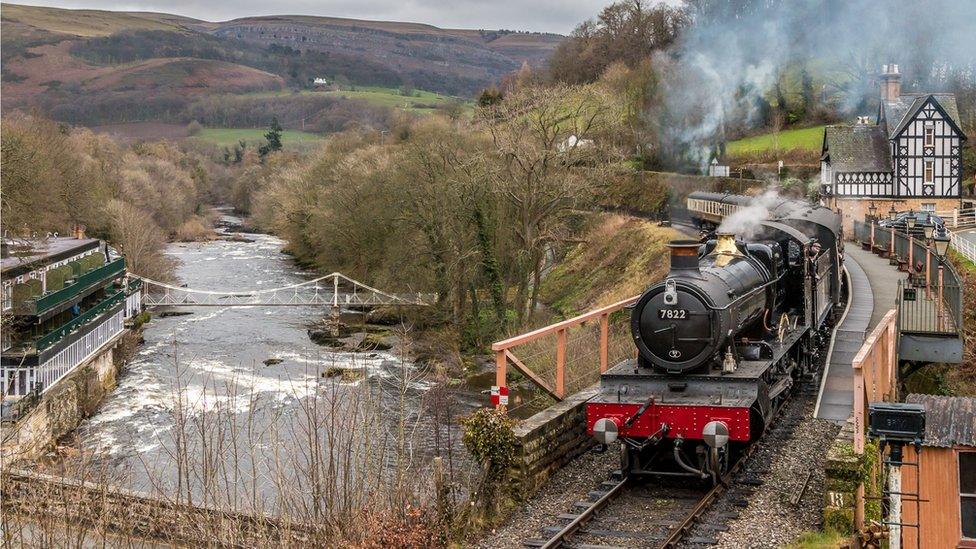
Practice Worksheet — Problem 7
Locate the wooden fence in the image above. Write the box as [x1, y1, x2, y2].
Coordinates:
[852, 309, 899, 454]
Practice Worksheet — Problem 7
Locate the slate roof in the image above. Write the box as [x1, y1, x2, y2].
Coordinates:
[822, 124, 892, 173]
[906, 394, 976, 448]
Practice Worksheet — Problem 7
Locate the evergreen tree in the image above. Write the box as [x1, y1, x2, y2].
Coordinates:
[259, 117, 283, 158]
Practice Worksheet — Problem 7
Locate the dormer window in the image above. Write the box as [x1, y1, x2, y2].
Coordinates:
[924, 126, 934, 148]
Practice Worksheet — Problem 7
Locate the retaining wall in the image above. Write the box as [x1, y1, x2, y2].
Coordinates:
[0, 332, 124, 466]
[508, 386, 598, 499]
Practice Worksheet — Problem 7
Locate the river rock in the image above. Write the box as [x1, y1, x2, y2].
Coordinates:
[158, 311, 193, 318]
[354, 333, 392, 351]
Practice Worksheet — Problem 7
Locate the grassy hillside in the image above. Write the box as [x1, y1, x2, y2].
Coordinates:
[540, 214, 682, 315]
[1, 2, 562, 129]
[727, 125, 826, 156]
[1, 3, 189, 36]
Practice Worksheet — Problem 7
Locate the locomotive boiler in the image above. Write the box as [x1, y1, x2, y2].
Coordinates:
[587, 193, 842, 481]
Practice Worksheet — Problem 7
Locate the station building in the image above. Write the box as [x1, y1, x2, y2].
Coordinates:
[1, 230, 141, 416]
[899, 394, 976, 548]
[820, 64, 969, 233]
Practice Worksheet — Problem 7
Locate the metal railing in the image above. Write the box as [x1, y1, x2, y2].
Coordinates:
[19, 258, 125, 316]
[35, 289, 126, 351]
[853, 220, 963, 336]
[492, 296, 637, 409]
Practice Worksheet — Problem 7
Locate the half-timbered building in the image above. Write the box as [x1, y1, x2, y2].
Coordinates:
[821, 64, 967, 232]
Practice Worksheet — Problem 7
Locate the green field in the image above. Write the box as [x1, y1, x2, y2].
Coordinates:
[727, 125, 826, 156]
[237, 85, 463, 111]
[192, 128, 323, 147]
[322, 85, 460, 111]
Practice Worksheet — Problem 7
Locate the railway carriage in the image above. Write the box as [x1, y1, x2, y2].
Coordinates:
[586, 193, 843, 481]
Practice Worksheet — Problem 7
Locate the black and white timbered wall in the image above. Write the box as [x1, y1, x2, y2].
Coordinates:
[890, 97, 963, 198]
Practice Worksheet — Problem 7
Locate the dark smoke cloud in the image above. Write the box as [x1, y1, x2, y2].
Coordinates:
[656, 0, 976, 168]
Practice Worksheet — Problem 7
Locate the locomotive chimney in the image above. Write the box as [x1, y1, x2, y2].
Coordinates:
[668, 240, 701, 273]
[713, 232, 742, 256]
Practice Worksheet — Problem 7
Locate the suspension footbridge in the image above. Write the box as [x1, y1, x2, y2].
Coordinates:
[131, 272, 434, 308]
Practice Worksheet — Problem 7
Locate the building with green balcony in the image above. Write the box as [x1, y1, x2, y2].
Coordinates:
[1, 235, 142, 407]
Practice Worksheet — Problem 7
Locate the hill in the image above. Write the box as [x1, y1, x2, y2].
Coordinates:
[1, 3, 562, 131]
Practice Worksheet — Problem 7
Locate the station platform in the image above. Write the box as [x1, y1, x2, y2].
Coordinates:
[814, 246, 902, 423]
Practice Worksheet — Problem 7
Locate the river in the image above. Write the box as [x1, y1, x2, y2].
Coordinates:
[65, 215, 480, 508]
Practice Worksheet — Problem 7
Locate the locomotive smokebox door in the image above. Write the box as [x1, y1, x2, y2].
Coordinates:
[702, 421, 729, 448]
[593, 418, 620, 444]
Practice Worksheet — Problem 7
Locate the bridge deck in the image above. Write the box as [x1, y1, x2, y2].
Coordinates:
[815, 246, 901, 423]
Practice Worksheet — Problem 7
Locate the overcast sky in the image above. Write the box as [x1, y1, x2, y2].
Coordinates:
[10, 0, 627, 34]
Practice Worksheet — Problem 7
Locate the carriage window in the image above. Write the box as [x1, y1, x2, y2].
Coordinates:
[924, 126, 934, 147]
[924, 160, 934, 184]
[961, 452, 976, 539]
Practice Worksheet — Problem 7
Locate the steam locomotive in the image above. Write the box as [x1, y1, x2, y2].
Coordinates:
[586, 192, 843, 481]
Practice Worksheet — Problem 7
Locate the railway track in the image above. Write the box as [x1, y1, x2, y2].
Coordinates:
[523, 383, 818, 549]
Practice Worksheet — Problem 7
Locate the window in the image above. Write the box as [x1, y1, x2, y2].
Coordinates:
[924, 126, 935, 148]
[920, 203, 936, 213]
[924, 160, 934, 184]
[961, 452, 976, 539]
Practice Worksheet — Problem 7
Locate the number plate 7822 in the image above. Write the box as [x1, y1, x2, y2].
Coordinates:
[658, 309, 687, 319]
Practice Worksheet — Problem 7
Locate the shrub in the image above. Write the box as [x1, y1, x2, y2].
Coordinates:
[461, 408, 518, 473]
[174, 217, 212, 242]
[186, 120, 203, 136]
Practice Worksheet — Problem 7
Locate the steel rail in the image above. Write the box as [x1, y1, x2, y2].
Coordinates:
[657, 384, 802, 548]
[535, 476, 631, 549]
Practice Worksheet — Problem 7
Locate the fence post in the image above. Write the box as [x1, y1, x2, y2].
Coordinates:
[555, 328, 566, 398]
[599, 313, 609, 373]
[870, 222, 876, 249]
[854, 365, 865, 454]
[953, 209, 958, 228]
[925, 246, 931, 298]
[890, 228, 896, 258]
[495, 350, 507, 411]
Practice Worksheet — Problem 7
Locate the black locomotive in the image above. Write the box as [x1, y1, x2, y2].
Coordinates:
[587, 192, 843, 481]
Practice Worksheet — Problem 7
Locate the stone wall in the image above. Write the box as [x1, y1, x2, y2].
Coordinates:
[1, 468, 324, 546]
[508, 386, 598, 499]
[823, 416, 881, 535]
[826, 196, 962, 235]
[0, 332, 124, 466]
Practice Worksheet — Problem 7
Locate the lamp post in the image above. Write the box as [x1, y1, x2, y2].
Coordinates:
[906, 211, 916, 232]
[889, 204, 898, 221]
[924, 223, 934, 296]
[934, 234, 950, 328]
[868, 202, 878, 221]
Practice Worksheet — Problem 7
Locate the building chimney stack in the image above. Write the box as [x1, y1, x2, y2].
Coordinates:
[880, 63, 901, 102]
